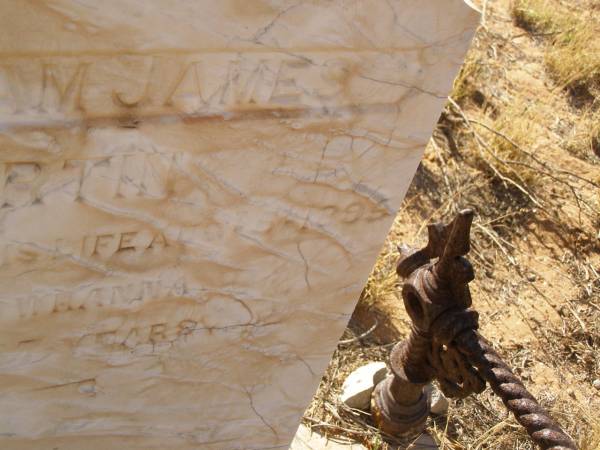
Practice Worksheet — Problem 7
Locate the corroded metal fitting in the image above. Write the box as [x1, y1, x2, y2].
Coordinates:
[371, 210, 577, 449]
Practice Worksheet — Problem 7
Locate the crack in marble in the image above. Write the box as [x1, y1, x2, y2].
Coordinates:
[243, 385, 279, 439]
[296, 241, 311, 290]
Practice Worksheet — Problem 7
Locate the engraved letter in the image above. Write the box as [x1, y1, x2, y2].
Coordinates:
[92, 234, 119, 258]
[177, 319, 197, 338]
[112, 57, 156, 108]
[163, 61, 206, 112]
[271, 60, 307, 104]
[149, 323, 167, 344]
[39, 63, 89, 112]
[1, 162, 42, 208]
[148, 232, 167, 250]
[95, 330, 117, 346]
[118, 231, 138, 252]
[123, 327, 140, 348]
[219, 60, 278, 106]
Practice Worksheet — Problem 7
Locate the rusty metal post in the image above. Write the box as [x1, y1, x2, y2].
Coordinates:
[371, 209, 577, 450]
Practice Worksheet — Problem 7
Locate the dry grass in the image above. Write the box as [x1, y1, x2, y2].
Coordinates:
[511, 0, 571, 34]
[546, 22, 600, 102]
[512, 0, 600, 162]
[512, 0, 600, 102]
[303, 1, 600, 449]
[566, 109, 600, 161]
[452, 51, 486, 106]
[482, 99, 543, 186]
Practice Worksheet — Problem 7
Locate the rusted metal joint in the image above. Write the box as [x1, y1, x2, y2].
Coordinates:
[371, 209, 577, 449]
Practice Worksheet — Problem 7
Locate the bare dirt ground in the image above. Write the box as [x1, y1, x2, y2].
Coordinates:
[302, 1, 600, 448]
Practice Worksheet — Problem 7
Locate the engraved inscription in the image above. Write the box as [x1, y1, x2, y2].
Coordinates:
[0, 56, 308, 116]
[76, 318, 202, 352]
[0, 229, 171, 269]
[0, 153, 176, 207]
[0, 277, 186, 322]
[0, 52, 420, 123]
[80, 230, 168, 259]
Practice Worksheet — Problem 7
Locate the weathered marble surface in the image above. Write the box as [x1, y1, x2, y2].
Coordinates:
[0, 1, 478, 449]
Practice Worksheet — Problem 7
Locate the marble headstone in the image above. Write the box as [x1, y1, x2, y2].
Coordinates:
[0, 1, 478, 449]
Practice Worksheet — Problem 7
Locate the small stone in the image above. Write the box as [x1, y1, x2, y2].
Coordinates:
[526, 273, 537, 282]
[593, 379, 600, 390]
[291, 424, 368, 450]
[340, 362, 388, 410]
[425, 384, 450, 415]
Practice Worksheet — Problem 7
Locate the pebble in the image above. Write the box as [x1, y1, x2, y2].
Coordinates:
[339, 362, 388, 410]
[339, 366, 451, 415]
[425, 383, 450, 415]
[593, 379, 600, 390]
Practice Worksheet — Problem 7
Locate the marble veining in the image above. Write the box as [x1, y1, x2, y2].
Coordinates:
[0, 1, 478, 449]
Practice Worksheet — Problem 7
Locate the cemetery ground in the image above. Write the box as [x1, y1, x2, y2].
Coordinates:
[302, 0, 600, 449]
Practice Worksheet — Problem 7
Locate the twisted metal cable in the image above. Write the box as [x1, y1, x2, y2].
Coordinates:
[455, 329, 577, 450]
[429, 308, 576, 449]
[428, 308, 486, 398]
[429, 340, 486, 398]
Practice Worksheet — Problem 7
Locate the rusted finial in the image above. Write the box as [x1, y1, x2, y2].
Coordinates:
[371, 210, 576, 449]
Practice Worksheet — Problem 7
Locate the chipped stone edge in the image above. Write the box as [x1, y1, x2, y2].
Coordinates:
[463, 0, 483, 14]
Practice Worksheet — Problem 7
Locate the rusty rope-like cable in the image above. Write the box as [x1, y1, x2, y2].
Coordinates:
[455, 329, 577, 450]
